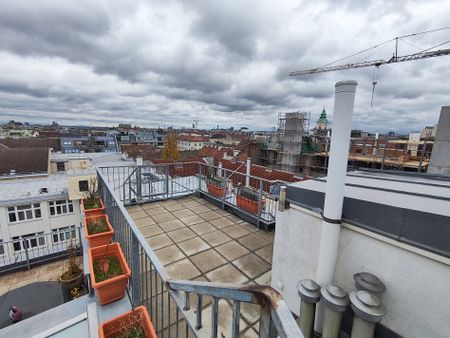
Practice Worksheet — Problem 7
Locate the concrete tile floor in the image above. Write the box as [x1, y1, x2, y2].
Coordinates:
[127, 195, 275, 336]
[127, 196, 274, 286]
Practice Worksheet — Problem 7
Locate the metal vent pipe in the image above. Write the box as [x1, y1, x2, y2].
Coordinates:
[218, 161, 223, 178]
[315, 80, 357, 332]
[297, 279, 321, 338]
[350, 290, 386, 338]
[321, 284, 349, 338]
[245, 157, 251, 187]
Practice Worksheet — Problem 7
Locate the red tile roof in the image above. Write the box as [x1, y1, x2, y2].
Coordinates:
[177, 135, 208, 142]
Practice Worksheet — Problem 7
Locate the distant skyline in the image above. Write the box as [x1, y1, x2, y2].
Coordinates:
[0, 1, 448, 133]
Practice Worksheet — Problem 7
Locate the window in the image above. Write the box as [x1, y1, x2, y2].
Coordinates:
[52, 226, 77, 243]
[79, 180, 89, 192]
[0, 240, 4, 255]
[49, 199, 74, 216]
[12, 232, 45, 251]
[56, 162, 65, 171]
[8, 203, 42, 223]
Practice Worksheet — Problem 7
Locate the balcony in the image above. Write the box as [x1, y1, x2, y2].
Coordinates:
[0, 163, 301, 337]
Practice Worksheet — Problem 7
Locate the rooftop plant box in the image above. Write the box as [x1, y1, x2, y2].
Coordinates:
[206, 176, 227, 197]
[84, 214, 114, 248]
[81, 177, 105, 217]
[81, 197, 105, 217]
[99, 306, 157, 338]
[89, 243, 131, 305]
[236, 186, 265, 214]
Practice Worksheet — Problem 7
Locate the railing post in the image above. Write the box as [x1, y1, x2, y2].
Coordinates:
[222, 170, 227, 209]
[259, 305, 277, 338]
[257, 179, 263, 229]
[77, 227, 83, 254]
[131, 235, 141, 304]
[23, 239, 30, 270]
[165, 165, 170, 199]
[197, 163, 202, 195]
[136, 165, 142, 203]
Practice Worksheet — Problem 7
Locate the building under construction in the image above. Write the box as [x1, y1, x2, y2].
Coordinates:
[277, 112, 309, 172]
[260, 111, 434, 176]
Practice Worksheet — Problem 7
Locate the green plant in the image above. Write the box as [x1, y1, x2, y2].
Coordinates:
[237, 186, 259, 202]
[207, 175, 225, 186]
[84, 177, 101, 209]
[93, 256, 124, 283]
[61, 240, 82, 280]
[87, 216, 109, 235]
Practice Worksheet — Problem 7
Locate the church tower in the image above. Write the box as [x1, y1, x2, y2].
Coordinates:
[316, 107, 328, 130]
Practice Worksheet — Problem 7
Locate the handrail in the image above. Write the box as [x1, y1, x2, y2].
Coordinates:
[97, 168, 169, 281]
[97, 167, 303, 338]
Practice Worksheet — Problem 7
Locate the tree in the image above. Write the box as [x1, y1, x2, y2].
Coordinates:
[163, 132, 179, 160]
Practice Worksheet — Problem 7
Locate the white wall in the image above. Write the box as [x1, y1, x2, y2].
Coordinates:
[0, 200, 81, 241]
[272, 204, 450, 338]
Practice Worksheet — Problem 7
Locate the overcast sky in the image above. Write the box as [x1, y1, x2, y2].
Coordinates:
[0, 1, 449, 132]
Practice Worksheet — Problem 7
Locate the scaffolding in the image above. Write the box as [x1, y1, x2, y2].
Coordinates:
[277, 112, 309, 172]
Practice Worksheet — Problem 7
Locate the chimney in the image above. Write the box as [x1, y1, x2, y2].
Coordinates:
[315, 80, 357, 332]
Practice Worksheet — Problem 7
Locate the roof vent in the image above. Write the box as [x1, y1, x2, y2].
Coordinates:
[40, 187, 48, 194]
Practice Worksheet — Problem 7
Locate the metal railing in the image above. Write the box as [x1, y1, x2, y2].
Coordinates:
[0, 227, 82, 274]
[100, 162, 284, 228]
[97, 168, 303, 338]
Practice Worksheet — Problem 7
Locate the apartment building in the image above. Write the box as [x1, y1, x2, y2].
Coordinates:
[0, 174, 82, 267]
[177, 135, 208, 151]
[0, 151, 132, 270]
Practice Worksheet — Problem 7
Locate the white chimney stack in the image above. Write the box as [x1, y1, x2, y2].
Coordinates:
[315, 80, 357, 332]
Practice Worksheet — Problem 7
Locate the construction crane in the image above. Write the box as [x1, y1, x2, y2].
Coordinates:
[289, 47, 450, 76]
[289, 27, 450, 106]
[290, 26, 450, 76]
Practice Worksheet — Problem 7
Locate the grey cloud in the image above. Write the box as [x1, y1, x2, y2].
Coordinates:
[0, 0, 449, 131]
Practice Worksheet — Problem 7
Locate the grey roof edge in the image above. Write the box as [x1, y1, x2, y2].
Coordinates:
[0, 192, 69, 206]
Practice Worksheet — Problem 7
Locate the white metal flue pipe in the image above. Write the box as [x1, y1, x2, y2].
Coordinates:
[315, 80, 358, 333]
[245, 157, 251, 187]
[218, 161, 223, 178]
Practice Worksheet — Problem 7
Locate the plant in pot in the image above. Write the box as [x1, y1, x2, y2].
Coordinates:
[99, 305, 157, 338]
[84, 214, 114, 248]
[81, 177, 105, 217]
[206, 176, 227, 197]
[89, 242, 131, 305]
[60, 241, 83, 292]
[235, 185, 265, 214]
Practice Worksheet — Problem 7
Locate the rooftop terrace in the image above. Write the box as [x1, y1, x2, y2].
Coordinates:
[127, 196, 274, 337]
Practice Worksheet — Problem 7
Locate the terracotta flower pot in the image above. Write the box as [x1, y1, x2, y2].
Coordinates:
[99, 306, 157, 338]
[207, 183, 227, 198]
[84, 214, 114, 249]
[81, 197, 105, 217]
[236, 195, 265, 214]
[89, 243, 131, 305]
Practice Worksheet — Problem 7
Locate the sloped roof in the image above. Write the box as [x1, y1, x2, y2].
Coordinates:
[178, 135, 208, 142]
[0, 148, 49, 175]
[0, 137, 61, 151]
